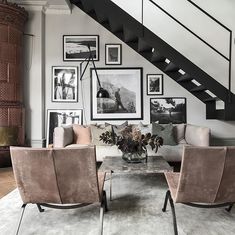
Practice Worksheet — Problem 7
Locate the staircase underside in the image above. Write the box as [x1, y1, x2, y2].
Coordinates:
[71, 0, 235, 120]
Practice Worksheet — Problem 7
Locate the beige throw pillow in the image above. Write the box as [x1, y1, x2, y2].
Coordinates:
[72, 124, 91, 144]
[174, 123, 186, 144]
[90, 124, 113, 146]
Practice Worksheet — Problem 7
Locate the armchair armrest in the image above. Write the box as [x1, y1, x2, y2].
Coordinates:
[53, 125, 73, 148]
[185, 124, 210, 146]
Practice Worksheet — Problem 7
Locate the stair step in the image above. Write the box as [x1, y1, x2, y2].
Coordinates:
[71, 0, 84, 9]
[177, 74, 192, 82]
[203, 97, 219, 102]
[139, 51, 153, 60]
[87, 9, 97, 19]
[114, 30, 124, 40]
[71, 0, 81, 4]
[138, 39, 152, 52]
[215, 110, 225, 119]
[123, 28, 138, 43]
[126, 40, 138, 51]
[151, 51, 166, 62]
[101, 20, 111, 30]
[164, 62, 179, 72]
[80, 0, 93, 12]
[190, 85, 206, 92]
[109, 19, 123, 34]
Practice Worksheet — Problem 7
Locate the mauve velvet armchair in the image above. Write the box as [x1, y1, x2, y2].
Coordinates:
[10, 146, 107, 235]
[162, 146, 235, 235]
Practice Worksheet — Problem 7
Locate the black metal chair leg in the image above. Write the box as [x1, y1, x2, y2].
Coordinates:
[168, 193, 178, 235]
[162, 190, 170, 212]
[36, 204, 45, 212]
[225, 204, 234, 212]
[16, 204, 27, 235]
[102, 191, 108, 212]
[99, 204, 104, 235]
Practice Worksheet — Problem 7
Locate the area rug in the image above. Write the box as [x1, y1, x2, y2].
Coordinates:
[0, 174, 234, 235]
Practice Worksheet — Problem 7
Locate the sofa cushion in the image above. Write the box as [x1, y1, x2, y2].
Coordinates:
[174, 124, 186, 144]
[138, 122, 152, 134]
[72, 125, 91, 145]
[54, 125, 73, 148]
[152, 123, 177, 146]
[185, 124, 210, 146]
[90, 124, 113, 146]
[111, 121, 128, 136]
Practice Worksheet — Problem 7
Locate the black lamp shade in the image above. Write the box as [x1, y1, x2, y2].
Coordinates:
[96, 88, 110, 98]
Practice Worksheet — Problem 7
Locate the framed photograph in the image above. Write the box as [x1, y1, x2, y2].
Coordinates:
[63, 35, 99, 61]
[52, 66, 78, 102]
[150, 98, 186, 124]
[46, 109, 83, 147]
[147, 74, 163, 95]
[91, 67, 143, 120]
[105, 44, 122, 65]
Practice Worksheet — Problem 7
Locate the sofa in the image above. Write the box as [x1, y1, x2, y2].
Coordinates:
[53, 122, 210, 162]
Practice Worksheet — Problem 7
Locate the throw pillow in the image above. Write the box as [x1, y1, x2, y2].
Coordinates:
[138, 122, 152, 135]
[174, 123, 186, 144]
[72, 125, 91, 145]
[90, 124, 113, 146]
[152, 123, 177, 146]
[111, 121, 128, 136]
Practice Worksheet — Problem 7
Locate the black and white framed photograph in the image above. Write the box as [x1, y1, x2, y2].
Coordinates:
[63, 35, 99, 61]
[147, 74, 163, 95]
[150, 98, 186, 124]
[52, 66, 78, 102]
[105, 44, 122, 65]
[46, 109, 83, 146]
[91, 67, 143, 120]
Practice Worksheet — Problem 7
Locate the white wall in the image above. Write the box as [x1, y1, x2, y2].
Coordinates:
[23, 9, 46, 147]
[43, 6, 235, 142]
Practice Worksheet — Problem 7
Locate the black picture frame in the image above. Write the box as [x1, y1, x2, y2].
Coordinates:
[147, 74, 163, 95]
[63, 35, 99, 61]
[105, 44, 122, 65]
[46, 109, 83, 147]
[150, 97, 186, 124]
[91, 67, 143, 120]
[52, 66, 78, 102]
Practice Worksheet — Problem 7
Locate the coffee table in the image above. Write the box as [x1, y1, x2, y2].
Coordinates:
[99, 156, 173, 200]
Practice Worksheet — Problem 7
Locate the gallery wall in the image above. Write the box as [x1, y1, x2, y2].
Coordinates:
[22, 4, 235, 146]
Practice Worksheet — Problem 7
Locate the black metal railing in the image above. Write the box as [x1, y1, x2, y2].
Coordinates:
[144, 0, 232, 95]
[187, 0, 232, 98]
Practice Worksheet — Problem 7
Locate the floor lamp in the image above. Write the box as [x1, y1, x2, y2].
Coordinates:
[80, 45, 110, 98]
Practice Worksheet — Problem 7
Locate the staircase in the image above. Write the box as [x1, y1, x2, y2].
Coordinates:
[70, 0, 235, 120]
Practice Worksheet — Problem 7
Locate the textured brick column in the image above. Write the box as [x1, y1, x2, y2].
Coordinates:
[0, 1, 27, 166]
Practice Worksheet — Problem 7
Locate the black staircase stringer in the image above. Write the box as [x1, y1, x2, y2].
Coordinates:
[70, 0, 235, 120]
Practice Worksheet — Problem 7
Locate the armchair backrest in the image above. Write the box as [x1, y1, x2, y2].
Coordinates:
[10, 146, 101, 204]
[175, 146, 235, 203]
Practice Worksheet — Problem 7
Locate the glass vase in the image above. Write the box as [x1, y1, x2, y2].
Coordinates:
[122, 150, 147, 163]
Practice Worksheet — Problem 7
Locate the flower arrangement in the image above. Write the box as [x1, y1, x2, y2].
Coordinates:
[99, 127, 163, 154]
